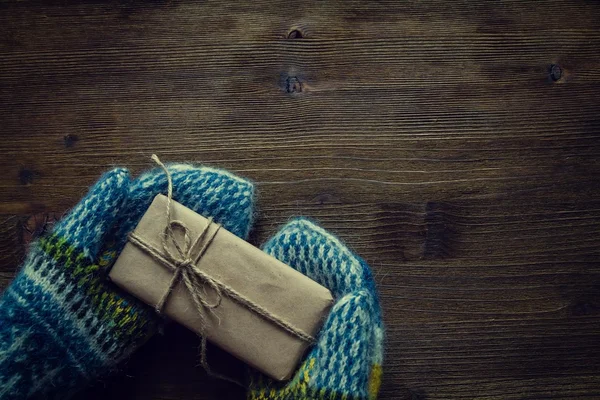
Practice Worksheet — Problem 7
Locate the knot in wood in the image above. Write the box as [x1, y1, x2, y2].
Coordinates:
[550, 64, 562, 81]
[287, 29, 303, 39]
[286, 76, 302, 93]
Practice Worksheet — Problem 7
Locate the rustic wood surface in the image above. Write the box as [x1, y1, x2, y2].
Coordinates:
[1, 1, 600, 399]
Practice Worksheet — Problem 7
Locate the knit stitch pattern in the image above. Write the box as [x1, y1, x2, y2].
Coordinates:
[0, 164, 255, 400]
[249, 218, 384, 400]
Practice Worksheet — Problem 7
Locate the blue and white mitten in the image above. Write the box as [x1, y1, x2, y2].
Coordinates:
[249, 218, 384, 400]
[0, 163, 255, 399]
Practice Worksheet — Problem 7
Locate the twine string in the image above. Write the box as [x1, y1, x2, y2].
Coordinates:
[126, 154, 315, 385]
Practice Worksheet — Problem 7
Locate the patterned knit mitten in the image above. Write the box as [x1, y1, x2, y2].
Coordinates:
[249, 218, 384, 400]
[0, 163, 255, 400]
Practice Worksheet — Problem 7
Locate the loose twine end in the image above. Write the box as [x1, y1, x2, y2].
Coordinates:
[148, 154, 246, 387]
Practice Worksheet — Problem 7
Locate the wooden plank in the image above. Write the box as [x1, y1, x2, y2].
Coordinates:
[1, 1, 599, 399]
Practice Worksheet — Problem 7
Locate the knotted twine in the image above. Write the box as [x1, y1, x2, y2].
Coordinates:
[127, 155, 315, 384]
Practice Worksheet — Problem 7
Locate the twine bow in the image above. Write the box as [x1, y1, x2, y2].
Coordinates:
[126, 154, 315, 385]
[129, 217, 223, 316]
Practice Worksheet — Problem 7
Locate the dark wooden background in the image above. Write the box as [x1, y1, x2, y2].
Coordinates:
[1, 1, 600, 399]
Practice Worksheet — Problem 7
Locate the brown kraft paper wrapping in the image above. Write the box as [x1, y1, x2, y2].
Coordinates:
[109, 194, 334, 381]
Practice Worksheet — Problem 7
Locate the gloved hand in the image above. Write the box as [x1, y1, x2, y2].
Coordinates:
[0, 162, 255, 400]
[249, 218, 384, 400]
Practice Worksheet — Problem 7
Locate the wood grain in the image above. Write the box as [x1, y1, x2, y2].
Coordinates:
[1, 1, 599, 399]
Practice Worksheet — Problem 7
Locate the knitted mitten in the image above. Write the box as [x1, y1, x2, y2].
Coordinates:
[0, 163, 254, 399]
[249, 218, 384, 400]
